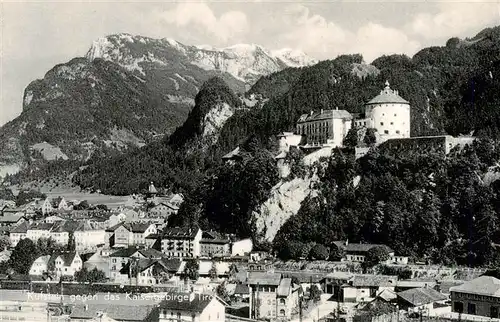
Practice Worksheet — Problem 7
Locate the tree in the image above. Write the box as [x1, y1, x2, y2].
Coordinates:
[73, 200, 90, 210]
[0, 188, 15, 200]
[277, 241, 308, 260]
[343, 128, 359, 148]
[36, 237, 64, 255]
[15, 190, 46, 206]
[184, 259, 199, 281]
[67, 232, 76, 252]
[309, 285, 321, 302]
[216, 281, 230, 303]
[75, 267, 106, 284]
[0, 236, 10, 250]
[10, 238, 39, 274]
[208, 265, 218, 280]
[362, 246, 390, 271]
[364, 128, 377, 147]
[308, 244, 329, 260]
[329, 244, 346, 261]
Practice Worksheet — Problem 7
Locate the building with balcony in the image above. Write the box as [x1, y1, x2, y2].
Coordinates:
[160, 227, 202, 258]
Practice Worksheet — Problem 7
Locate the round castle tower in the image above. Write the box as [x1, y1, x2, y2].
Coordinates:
[365, 81, 410, 140]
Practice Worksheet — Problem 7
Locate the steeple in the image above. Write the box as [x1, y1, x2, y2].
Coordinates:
[385, 80, 390, 89]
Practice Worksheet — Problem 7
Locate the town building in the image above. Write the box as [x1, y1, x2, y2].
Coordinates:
[9, 222, 29, 247]
[70, 303, 159, 322]
[83, 248, 110, 278]
[248, 272, 300, 321]
[41, 197, 71, 215]
[105, 222, 157, 248]
[200, 231, 231, 258]
[341, 274, 398, 303]
[30, 252, 82, 278]
[355, 81, 410, 141]
[296, 109, 353, 148]
[450, 276, 500, 318]
[108, 247, 141, 282]
[29, 255, 51, 276]
[149, 202, 179, 219]
[331, 240, 408, 264]
[51, 252, 82, 278]
[123, 257, 182, 285]
[160, 227, 202, 258]
[158, 293, 226, 322]
[277, 132, 304, 152]
[397, 287, 449, 316]
[0, 214, 26, 228]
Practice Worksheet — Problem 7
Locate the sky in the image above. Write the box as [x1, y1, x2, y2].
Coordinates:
[1, 1, 500, 126]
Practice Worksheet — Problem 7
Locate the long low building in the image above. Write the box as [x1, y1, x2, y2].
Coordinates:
[450, 275, 500, 318]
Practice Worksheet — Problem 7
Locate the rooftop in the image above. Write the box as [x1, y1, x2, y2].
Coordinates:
[397, 287, 447, 306]
[159, 293, 215, 313]
[351, 274, 397, 288]
[333, 241, 394, 254]
[366, 81, 409, 105]
[162, 226, 200, 239]
[277, 278, 292, 297]
[297, 109, 353, 123]
[450, 276, 500, 297]
[70, 303, 158, 321]
[247, 272, 282, 286]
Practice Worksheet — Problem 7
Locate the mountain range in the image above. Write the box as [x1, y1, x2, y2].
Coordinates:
[0, 33, 316, 178]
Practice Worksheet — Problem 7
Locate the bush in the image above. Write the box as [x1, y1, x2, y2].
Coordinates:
[308, 244, 329, 260]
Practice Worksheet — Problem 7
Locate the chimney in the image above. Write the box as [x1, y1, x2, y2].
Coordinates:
[345, 239, 348, 246]
[84, 304, 88, 311]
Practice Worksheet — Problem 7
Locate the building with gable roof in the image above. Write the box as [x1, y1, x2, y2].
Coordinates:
[247, 271, 301, 320]
[158, 293, 226, 322]
[450, 275, 500, 318]
[121, 257, 182, 285]
[397, 287, 448, 315]
[30, 252, 82, 278]
[199, 231, 231, 258]
[105, 222, 157, 248]
[341, 274, 398, 303]
[9, 221, 29, 247]
[70, 303, 159, 322]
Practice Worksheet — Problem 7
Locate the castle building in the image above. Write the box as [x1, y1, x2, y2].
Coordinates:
[355, 81, 410, 141]
[296, 109, 353, 148]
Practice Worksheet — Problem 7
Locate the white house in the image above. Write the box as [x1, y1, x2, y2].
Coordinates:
[277, 132, 303, 152]
[296, 109, 353, 148]
[106, 222, 157, 248]
[160, 227, 202, 258]
[74, 222, 106, 252]
[29, 255, 51, 275]
[9, 222, 29, 247]
[51, 252, 82, 277]
[158, 293, 226, 322]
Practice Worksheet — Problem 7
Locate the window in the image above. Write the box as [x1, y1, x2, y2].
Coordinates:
[396, 130, 400, 134]
[390, 122, 394, 125]
[384, 130, 389, 134]
[280, 309, 286, 316]
[394, 113, 397, 116]
[492, 307, 499, 318]
[468, 303, 476, 315]
[380, 122, 384, 126]
[280, 298, 286, 305]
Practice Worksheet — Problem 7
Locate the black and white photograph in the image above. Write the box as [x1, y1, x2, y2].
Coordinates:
[1, 1, 500, 321]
